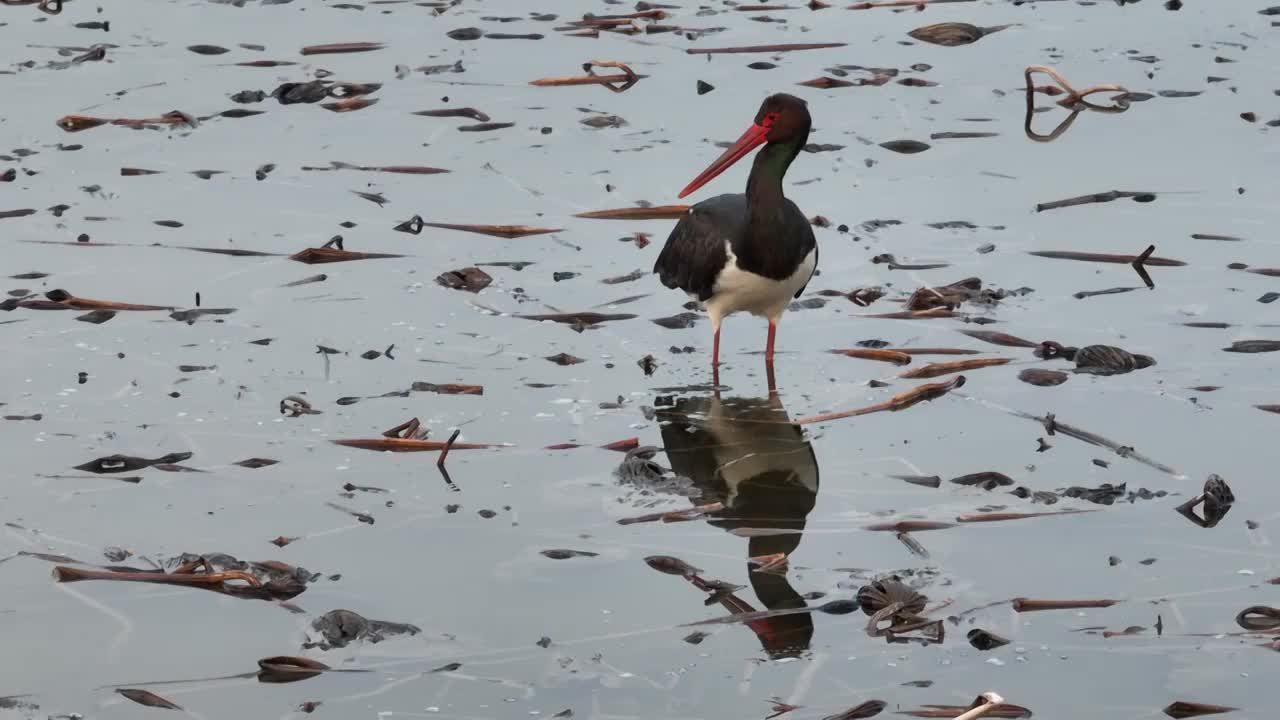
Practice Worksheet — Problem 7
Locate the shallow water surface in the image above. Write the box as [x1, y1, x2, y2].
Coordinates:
[3, 1, 1280, 718]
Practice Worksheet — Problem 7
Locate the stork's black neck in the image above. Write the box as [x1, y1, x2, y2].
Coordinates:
[745, 133, 808, 234]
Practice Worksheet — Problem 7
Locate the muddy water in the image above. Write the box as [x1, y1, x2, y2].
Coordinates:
[3, 1, 1279, 718]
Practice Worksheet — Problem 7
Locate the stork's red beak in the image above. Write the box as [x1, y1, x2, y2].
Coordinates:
[678, 122, 771, 199]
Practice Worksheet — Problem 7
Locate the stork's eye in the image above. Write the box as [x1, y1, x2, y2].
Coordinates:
[761, 112, 780, 127]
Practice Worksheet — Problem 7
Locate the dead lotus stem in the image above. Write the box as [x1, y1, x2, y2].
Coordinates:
[1010, 597, 1119, 612]
[794, 376, 965, 425]
[52, 565, 262, 587]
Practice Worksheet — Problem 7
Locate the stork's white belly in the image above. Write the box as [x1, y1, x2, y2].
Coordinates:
[699, 245, 816, 325]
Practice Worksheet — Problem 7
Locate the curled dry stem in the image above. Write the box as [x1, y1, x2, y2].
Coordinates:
[1025, 65, 1129, 111]
[530, 60, 639, 93]
[1024, 65, 1129, 143]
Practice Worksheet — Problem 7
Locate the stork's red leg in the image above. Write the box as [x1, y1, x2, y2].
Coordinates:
[712, 326, 721, 367]
[765, 321, 777, 363]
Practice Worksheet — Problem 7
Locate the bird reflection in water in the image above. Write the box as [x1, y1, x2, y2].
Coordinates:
[648, 374, 820, 658]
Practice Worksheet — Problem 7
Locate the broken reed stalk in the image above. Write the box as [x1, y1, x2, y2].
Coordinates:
[52, 566, 262, 587]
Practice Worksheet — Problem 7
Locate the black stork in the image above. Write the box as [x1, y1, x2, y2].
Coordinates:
[654, 93, 817, 373]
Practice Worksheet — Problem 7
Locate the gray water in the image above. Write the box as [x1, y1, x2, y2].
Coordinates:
[3, 0, 1280, 718]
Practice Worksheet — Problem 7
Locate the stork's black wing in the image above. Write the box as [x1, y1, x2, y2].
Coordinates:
[785, 198, 818, 298]
[653, 194, 747, 302]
